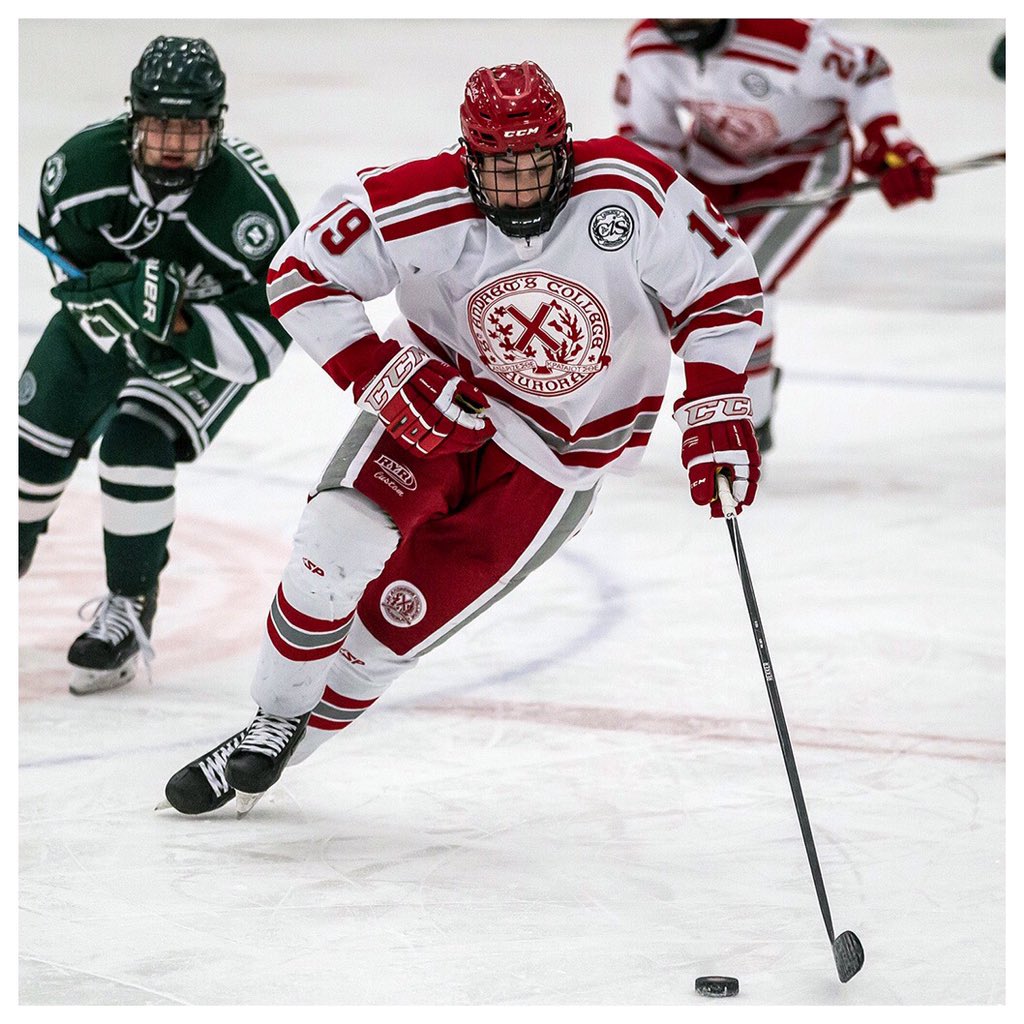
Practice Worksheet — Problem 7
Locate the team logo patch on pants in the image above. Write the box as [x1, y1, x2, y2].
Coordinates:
[380, 581, 426, 627]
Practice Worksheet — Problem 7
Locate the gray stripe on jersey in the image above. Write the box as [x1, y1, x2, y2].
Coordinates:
[374, 186, 472, 225]
[574, 159, 669, 202]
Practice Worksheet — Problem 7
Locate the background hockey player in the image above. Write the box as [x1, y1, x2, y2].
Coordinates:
[18, 37, 298, 694]
[614, 19, 936, 450]
[163, 60, 764, 817]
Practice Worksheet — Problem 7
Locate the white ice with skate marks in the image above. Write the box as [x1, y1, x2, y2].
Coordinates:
[18, 17, 1005, 1010]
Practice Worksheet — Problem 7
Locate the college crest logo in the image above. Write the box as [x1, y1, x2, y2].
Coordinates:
[380, 581, 426, 628]
[232, 212, 278, 259]
[467, 271, 611, 397]
[41, 153, 66, 196]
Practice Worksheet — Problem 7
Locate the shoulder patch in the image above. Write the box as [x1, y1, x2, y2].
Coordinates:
[233, 211, 280, 259]
[41, 152, 67, 196]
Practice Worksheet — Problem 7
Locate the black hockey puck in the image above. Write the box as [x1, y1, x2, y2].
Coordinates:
[695, 976, 739, 997]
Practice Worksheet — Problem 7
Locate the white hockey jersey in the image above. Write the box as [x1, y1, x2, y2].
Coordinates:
[267, 135, 763, 490]
[614, 19, 903, 183]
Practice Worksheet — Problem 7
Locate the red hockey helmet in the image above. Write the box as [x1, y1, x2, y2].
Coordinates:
[460, 61, 568, 154]
[459, 61, 574, 238]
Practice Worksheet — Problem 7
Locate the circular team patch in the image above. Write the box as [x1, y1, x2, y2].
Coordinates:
[589, 206, 634, 251]
[380, 581, 427, 628]
[741, 71, 770, 98]
[41, 153, 66, 196]
[467, 271, 611, 397]
[18, 371, 37, 406]
[232, 211, 279, 259]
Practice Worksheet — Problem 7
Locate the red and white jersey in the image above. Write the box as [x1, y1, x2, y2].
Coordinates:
[267, 135, 763, 490]
[615, 19, 902, 183]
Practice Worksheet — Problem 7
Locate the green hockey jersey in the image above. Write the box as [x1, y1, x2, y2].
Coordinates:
[38, 115, 299, 383]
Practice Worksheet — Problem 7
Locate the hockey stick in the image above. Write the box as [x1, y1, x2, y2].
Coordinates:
[723, 150, 1005, 215]
[715, 474, 864, 983]
[19, 223, 85, 279]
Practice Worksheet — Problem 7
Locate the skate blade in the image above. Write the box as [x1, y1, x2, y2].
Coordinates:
[235, 791, 265, 818]
[69, 657, 137, 696]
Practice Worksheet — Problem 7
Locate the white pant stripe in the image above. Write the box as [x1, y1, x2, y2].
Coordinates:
[100, 493, 177, 536]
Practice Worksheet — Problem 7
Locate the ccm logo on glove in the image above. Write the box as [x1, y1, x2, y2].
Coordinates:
[678, 394, 753, 427]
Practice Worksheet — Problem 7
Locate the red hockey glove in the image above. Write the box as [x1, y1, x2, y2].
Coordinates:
[674, 393, 760, 517]
[857, 132, 936, 208]
[353, 342, 495, 459]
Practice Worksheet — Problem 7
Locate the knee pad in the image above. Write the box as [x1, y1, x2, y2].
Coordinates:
[279, 488, 400, 619]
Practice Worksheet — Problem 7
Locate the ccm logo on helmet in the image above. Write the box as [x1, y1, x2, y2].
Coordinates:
[503, 127, 540, 138]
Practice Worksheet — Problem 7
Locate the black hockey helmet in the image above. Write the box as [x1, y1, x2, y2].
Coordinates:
[659, 20, 731, 55]
[128, 36, 227, 190]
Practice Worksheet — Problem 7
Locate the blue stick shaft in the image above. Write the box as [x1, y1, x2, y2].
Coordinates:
[18, 223, 85, 279]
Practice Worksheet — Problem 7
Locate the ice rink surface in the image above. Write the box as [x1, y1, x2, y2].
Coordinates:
[17, 15, 1007, 1013]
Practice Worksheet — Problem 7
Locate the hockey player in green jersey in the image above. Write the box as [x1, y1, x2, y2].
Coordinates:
[18, 36, 299, 695]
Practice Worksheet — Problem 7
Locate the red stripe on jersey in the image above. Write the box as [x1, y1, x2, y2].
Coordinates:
[681, 362, 749, 401]
[675, 277, 763, 326]
[361, 150, 468, 212]
[321, 686, 377, 710]
[736, 19, 811, 52]
[275, 584, 353, 634]
[574, 136, 679, 192]
[572, 173, 663, 216]
[671, 310, 764, 353]
[721, 47, 798, 73]
[270, 283, 357, 320]
[266, 615, 347, 662]
[379, 202, 483, 241]
[556, 432, 652, 468]
[629, 42, 681, 59]
[267, 255, 327, 286]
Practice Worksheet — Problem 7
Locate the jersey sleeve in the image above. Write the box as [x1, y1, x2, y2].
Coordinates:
[265, 181, 402, 390]
[800, 24, 903, 135]
[639, 175, 764, 400]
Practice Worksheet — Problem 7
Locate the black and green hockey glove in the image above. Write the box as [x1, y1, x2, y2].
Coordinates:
[52, 258, 183, 346]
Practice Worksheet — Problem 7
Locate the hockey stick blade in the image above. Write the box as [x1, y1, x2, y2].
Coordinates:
[723, 150, 1005, 215]
[833, 930, 865, 982]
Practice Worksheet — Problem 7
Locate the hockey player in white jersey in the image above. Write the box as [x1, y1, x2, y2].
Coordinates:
[163, 60, 765, 816]
[614, 19, 936, 450]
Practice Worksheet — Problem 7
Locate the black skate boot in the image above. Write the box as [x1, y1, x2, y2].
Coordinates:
[162, 728, 247, 814]
[67, 585, 158, 695]
[225, 709, 310, 816]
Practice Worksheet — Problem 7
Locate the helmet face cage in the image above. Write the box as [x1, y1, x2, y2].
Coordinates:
[127, 36, 226, 191]
[462, 137, 574, 239]
[459, 61, 575, 238]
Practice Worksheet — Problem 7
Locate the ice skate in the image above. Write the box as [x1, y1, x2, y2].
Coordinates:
[67, 585, 158, 695]
[161, 727, 247, 814]
[225, 709, 310, 817]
